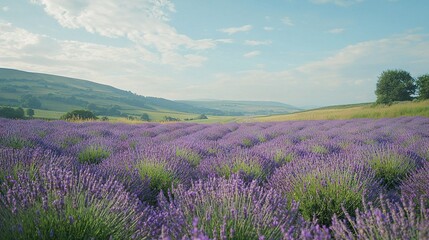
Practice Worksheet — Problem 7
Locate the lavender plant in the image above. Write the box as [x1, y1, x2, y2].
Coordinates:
[0, 164, 152, 239]
[367, 145, 416, 189]
[269, 156, 380, 226]
[331, 196, 429, 239]
[77, 145, 110, 164]
[159, 175, 302, 239]
[401, 162, 429, 208]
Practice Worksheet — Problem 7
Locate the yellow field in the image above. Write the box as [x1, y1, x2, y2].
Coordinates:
[250, 100, 429, 122]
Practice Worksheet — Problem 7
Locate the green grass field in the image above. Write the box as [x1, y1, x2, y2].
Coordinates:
[250, 100, 429, 122]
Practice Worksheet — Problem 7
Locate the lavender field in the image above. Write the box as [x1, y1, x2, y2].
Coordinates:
[1, 117, 429, 239]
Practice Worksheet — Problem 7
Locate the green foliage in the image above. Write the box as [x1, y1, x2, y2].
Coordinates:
[416, 74, 429, 100]
[176, 148, 201, 167]
[291, 171, 365, 226]
[136, 161, 178, 194]
[77, 146, 110, 164]
[273, 150, 295, 164]
[311, 145, 329, 154]
[60, 136, 83, 149]
[164, 116, 180, 121]
[0, 106, 25, 119]
[140, 113, 150, 121]
[26, 108, 34, 117]
[0, 136, 33, 149]
[242, 138, 254, 147]
[0, 189, 136, 240]
[216, 158, 264, 180]
[375, 69, 416, 104]
[369, 151, 415, 189]
[61, 110, 97, 121]
[198, 114, 208, 119]
[20, 94, 42, 108]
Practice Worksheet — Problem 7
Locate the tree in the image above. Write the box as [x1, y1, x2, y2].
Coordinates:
[61, 110, 97, 120]
[26, 108, 35, 118]
[140, 113, 150, 121]
[197, 114, 208, 119]
[416, 74, 429, 100]
[375, 70, 416, 104]
[0, 107, 25, 119]
[20, 94, 42, 108]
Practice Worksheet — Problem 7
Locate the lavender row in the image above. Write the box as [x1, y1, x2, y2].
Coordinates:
[0, 117, 428, 239]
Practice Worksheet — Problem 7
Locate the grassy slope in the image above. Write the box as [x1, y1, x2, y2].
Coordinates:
[178, 100, 301, 115]
[0, 68, 213, 116]
[249, 100, 429, 122]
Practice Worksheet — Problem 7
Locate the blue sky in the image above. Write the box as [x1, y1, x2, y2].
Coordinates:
[1, 0, 429, 107]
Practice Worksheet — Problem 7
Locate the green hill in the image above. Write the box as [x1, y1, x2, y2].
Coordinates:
[178, 100, 301, 116]
[0, 68, 222, 118]
[249, 100, 429, 122]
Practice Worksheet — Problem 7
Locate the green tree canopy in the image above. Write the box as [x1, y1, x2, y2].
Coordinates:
[26, 108, 35, 117]
[20, 94, 42, 108]
[140, 113, 150, 121]
[416, 74, 429, 100]
[61, 110, 97, 120]
[375, 70, 416, 104]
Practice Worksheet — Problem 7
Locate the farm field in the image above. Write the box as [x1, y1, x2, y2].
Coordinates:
[1, 117, 428, 239]
[252, 100, 429, 122]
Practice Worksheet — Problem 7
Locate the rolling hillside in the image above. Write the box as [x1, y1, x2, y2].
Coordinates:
[249, 100, 429, 122]
[0, 68, 221, 117]
[178, 100, 301, 116]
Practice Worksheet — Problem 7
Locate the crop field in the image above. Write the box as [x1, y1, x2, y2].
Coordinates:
[1, 117, 429, 239]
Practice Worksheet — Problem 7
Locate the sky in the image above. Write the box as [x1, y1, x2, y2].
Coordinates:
[1, 0, 429, 107]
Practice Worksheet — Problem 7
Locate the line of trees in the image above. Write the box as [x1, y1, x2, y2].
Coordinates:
[375, 70, 429, 104]
[0, 106, 34, 119]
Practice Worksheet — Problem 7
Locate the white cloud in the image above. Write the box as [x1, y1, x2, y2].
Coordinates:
[30, 0, 216, 68]
[264, 26, 274, 31]
[173, 33, 429, 106]
[310, 0, 364, 6]
[2, 6, 9, 11]
[219, 25, 253, 35]
[243, 51, 261, 58]
[244, 40, 272, 46]
[0, 22, 177, 92]
[328, 28, 345, 34]
[281, 16, 294, 26]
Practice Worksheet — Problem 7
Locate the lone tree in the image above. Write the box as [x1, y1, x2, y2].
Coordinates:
[26, 108, 35, 118]
[416, 74, 429, 100]
[375, 70, 416, 104]
[140, 113, 150, 121]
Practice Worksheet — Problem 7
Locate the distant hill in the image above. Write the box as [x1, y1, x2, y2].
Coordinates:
[178, 100, 301, 116]
[0, 68, 222, 117]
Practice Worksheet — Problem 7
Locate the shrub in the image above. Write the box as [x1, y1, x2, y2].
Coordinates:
[269, 156, 380, 226]
[135, 160, 179, 195]
[401, 162, 429, 208]
[159, 176, 302, 239]
[199, 152, 270, 182]
[0, 166, 151, 239]
[331, 196, 429, 239]
[61, 110, 97, 121]
[0, 136, 33, 149]
[273, 150, 295, 165]
[77, 146, 110, 164]
[367, 146, 416, 189]
[176, 148, 202, 167]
